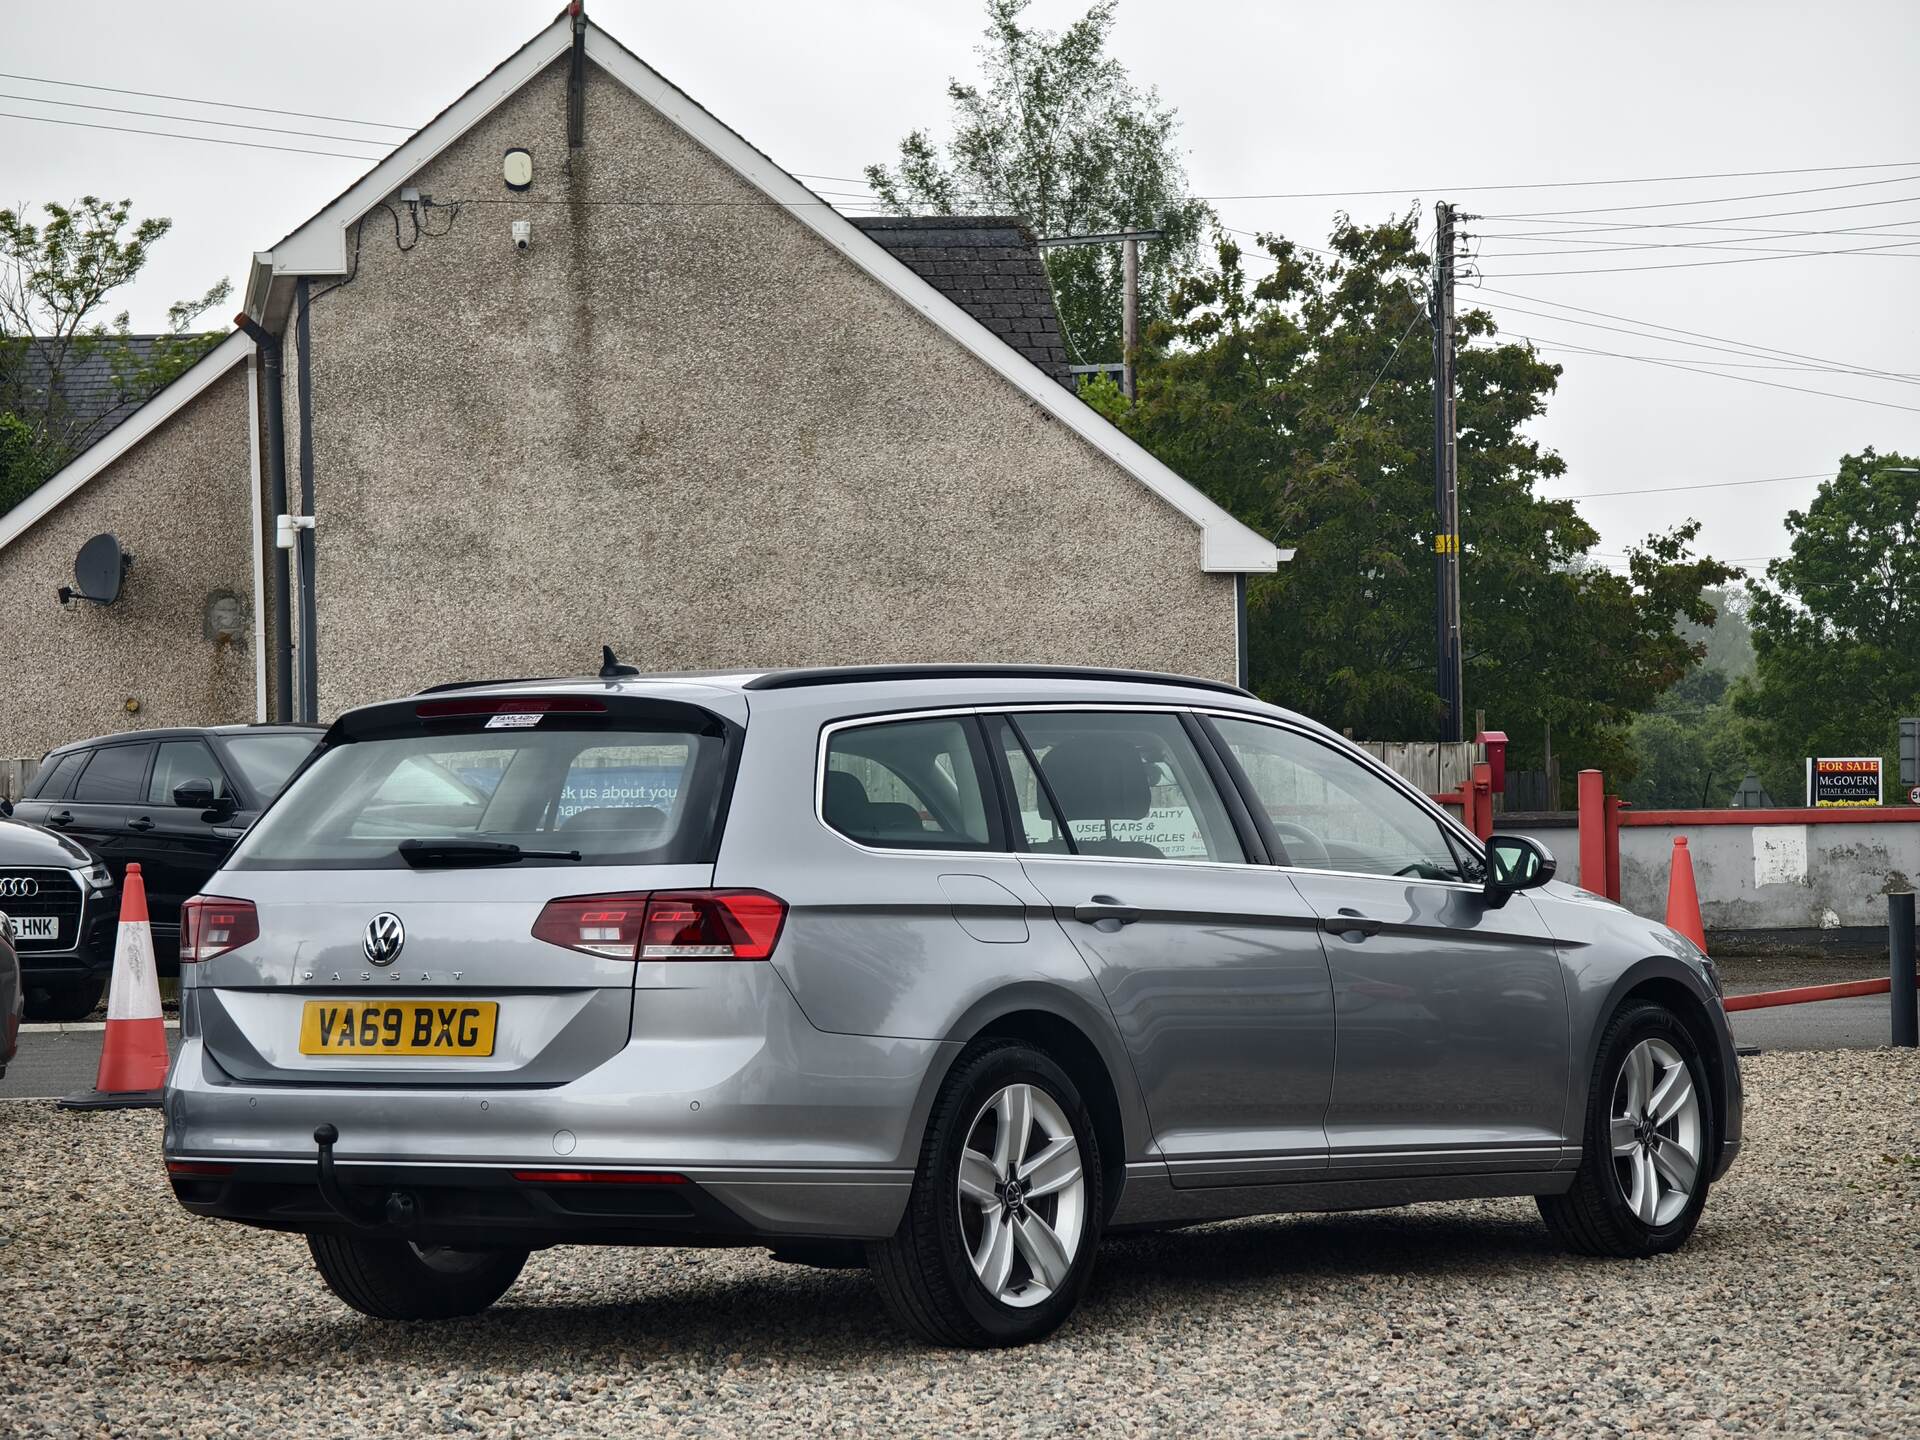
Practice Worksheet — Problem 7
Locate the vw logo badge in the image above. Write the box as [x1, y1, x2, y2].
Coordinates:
[363, 912, 405, 966]
[0, 877, 38, 898]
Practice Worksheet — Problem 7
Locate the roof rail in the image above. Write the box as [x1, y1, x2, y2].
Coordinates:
[741, 664, 1256, 698]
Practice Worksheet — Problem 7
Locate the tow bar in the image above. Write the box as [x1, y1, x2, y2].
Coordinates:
[313, 1124, 418, 1231]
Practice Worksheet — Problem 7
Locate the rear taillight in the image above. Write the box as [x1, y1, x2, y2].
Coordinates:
[531, 890, 786, 961]
[179, 895, 259, 962]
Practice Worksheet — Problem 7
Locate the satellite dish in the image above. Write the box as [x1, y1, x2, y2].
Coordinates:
[58, 533, 132, 606]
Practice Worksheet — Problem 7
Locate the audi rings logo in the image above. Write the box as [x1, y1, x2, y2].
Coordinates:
[0, 877, 39, 899]
[363, 912, 405, 966]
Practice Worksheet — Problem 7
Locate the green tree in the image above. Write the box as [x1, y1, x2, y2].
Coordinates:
[1624, 667, 1752, 809]
[0, 196, 230, 500]
[864, 0, 1211, 365]
[1095, 221, 1734, 781]
[1735, 449, 1920, 802]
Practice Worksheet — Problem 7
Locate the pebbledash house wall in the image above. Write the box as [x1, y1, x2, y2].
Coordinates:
[298, 57, 1238, 716]
[0, 365, 255, 758]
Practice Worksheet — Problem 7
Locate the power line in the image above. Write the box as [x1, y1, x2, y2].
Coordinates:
[1472, 288, 1919, 387]
[1474, 235, 1920, 278]
[1477, 213, 1920, 242]
[1474, 332, 1920, 413]
[0, 91, 395, 146]
[0, 109, 386, 160]
[1481, 170, 1920, 219]
[1475, 224, 1920, 258]
[0, 71, 414, 129]
[1552, 471, 1829, 500]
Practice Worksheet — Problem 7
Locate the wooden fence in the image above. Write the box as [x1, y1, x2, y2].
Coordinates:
[1349, 740, 1480, 798]
[0, 759, 34, 803]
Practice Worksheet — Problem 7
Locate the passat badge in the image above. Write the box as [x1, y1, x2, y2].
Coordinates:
[364, 912, 405, 966]
[485, 712, 542, 729]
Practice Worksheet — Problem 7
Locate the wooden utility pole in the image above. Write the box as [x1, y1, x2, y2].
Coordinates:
[1037, 228, 1162, 397]
[1431, 201, 1465, 743]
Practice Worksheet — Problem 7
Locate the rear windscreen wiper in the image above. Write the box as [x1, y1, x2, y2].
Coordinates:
[397, 838, 582, 868]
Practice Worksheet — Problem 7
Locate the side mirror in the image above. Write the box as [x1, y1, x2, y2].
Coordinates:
[173, 779, 235, 818]
[1484, 833, 1557, 906]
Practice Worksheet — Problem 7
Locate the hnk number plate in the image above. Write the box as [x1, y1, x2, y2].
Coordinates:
[299, 1000, 498, 1057]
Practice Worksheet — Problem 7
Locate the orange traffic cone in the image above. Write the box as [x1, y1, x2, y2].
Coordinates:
[59, 863, 170, 1110]
[1665, 835, 1709, 954]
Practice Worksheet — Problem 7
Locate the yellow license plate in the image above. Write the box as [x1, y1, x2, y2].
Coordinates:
[298, 1000, 499, 1057]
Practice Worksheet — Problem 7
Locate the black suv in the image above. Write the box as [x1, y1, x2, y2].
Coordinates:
[9, 725, 321, 1008]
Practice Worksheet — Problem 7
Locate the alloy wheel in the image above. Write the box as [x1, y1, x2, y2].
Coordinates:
[955, 1083, 1086, 1308]
[1609, 1037, 1702, 1227]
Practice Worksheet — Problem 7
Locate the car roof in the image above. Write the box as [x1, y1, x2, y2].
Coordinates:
[396, 665, 1308, 727]
[43, 723, 325, 755]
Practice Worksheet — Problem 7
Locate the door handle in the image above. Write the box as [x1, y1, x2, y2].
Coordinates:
[1324, 913, 1385, 940]
[127, 817, 155, 832]
[1073, 895, 1141, 927]
[47, 810, 72, 826]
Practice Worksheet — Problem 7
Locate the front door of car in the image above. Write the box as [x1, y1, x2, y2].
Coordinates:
[1203, 715, 1571, 1175]
[991, 711, 1335, 1187]
[124, 739, 237, 947]
[59, 740, 156, 887]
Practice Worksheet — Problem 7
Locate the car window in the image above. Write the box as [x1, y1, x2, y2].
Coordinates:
[823, 716, 992, 850]
[1210, 716, 1468, 881]
[986, 716, 1073, 853]
[149, 741, 228, 805]
[219, 733, 319, 800]
[71, 743, 153, 805]
[231, 722, 728, 870]
[29, 751, 88, 801]
[1008, 711, 1243, 863]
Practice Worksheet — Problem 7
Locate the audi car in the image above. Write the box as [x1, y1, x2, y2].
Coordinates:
[0, 813, 117, 1022]
[162, 665, 1740, 1347]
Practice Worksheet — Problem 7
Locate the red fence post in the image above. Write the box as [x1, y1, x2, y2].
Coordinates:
[1604, 794, 1627, 903]
[1471, 761, 1495, 840]
[1577, 769, 1607, 896]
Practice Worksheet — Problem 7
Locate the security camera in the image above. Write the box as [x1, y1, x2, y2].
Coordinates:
[511, 220, 531, 251]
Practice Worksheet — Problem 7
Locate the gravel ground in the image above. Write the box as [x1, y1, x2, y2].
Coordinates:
[3, 1050, 1917, 1438]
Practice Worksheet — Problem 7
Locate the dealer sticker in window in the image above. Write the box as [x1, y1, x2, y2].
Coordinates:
[484, 713, 543, 730]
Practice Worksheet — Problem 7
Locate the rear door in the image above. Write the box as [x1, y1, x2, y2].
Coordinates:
[125, 739, 236, 944]
[1203, 714, 1571, 1175]
[999, 709, 1336, 1187]
[188, 693, 741, 1088]
[61, 741, 155, 881]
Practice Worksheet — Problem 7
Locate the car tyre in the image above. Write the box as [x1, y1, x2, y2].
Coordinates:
[24, 979, 104, 1024]
[306, 1234, 528, 1320]
[869, 1040, 1104, 1348]
[1540, 1000, 1714, 1258]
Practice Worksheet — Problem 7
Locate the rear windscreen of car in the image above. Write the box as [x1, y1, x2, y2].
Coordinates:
[228, 718, 731, 870]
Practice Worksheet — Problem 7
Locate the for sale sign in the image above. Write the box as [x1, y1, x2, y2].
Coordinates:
[1806, 756, 1882, 807]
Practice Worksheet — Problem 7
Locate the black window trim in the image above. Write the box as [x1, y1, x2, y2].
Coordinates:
[980, 713, 1078, 857]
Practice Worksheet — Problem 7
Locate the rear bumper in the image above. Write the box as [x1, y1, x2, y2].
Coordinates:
[164, 965, 951, 1242]
[168, 1157, 911, 1246]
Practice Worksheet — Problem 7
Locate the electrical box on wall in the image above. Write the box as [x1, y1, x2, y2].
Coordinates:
[503, 148, 533, 191]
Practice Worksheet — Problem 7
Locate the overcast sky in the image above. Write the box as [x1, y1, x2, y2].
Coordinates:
[5, 0, 1916, 575]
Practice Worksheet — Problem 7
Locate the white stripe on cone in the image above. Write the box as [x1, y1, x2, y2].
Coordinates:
[105, 912, 163, 1022]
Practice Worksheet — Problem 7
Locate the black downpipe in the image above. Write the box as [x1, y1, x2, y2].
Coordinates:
[1235, 573, 1250, 692]
[234, 314, 293, 722]
[294, 280, 319, 724]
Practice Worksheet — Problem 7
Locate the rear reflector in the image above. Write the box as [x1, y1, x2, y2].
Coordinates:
[511, 1169, 686, 1185]
[166, 1160, 235, 1178]
[532, 890, 786, 961]
[179, 895, 260, 963]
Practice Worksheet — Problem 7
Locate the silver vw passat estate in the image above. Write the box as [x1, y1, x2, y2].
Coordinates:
[165, 664, 1740, 1347]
